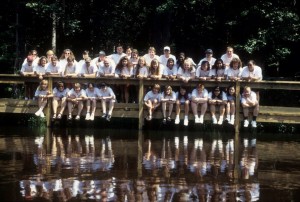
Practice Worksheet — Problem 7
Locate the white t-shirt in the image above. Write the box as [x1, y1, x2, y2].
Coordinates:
[208, 91, 228, 101]
[163, 65, 178, 76]
[208, 68, 228, 77]
[198, 57, 216, 67]
[97, 87, 116, 100]
[68, 89, 86, 98]
[98, 65, 115, 76]
[227, 68, 242, 78]
[85, 87, 100, 98]
[20, 63, 34, 73]
[79, 63, 98, 75]
[195, 67, 210, 78]
[191, 88, 208, 99]
[34, 65, 47, 74]
[108, 53, 127, 65]
[160, 91, 176, 101]
[144, 91, 161, 102]
[159, 54, 177, 67]
[143, 54, 160, 66]
[176, 92, 191, 103]
[46, 63, 60, 73]
[241, 66, 263, 81]
[241, 91, 257, 104]
[60, 64, 77, 76]
[34, 88, 48, 97]
[53, 87, 69, 98]
[136, 66, 148, 77]
[177, 67, 196, 78]
[221, 53, 239, 66]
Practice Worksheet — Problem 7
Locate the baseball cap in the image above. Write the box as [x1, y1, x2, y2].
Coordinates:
[99, 51, 106, 55]
[164, 46, 170, 51]
[205, 49, 213, 54]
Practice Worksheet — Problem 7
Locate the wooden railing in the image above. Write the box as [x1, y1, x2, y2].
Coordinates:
[0, 74, 300, 130]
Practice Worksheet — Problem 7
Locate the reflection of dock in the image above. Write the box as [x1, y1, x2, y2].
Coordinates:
[1, 74, 300, 129]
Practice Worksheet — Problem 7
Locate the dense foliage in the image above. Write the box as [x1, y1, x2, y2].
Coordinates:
[0, 0, 299, 77]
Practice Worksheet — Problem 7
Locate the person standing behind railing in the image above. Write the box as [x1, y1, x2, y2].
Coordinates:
[195, 61, 211, 81]
[34, 56, 48, 80]
[220, 46, 240, 67]
[177, 59, 196, 83]
[241, 60, 263, 82]
[45, 55, 60, 76]
[20, 55, 36, 100]
[227, 58, 242, 81]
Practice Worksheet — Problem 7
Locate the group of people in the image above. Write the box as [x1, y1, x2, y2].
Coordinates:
[34, 80, 115, 121]
[144, 83, 259, 128]
[20, 45, 262, 127]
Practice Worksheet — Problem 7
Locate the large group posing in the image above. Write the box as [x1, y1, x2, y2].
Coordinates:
[20, 45, 262, 127]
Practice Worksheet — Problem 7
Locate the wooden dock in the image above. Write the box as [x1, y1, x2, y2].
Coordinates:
[0, 74, 300, 130]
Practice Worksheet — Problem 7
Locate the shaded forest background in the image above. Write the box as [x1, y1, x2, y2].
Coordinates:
[0, 0, 299, 78]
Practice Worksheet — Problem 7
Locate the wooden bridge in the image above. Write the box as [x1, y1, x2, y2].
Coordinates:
[0, 74, 300, 131]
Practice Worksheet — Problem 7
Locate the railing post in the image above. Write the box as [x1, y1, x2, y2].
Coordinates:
[138, 79, 144, 130]
[46, 77, 53, 127]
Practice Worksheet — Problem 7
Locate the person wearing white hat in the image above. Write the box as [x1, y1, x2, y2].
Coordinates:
[159, 46, 177, 68]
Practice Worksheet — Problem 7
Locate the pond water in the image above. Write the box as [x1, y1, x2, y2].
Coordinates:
[0, 126, 300, 202]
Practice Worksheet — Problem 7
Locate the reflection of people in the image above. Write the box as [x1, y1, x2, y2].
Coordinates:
[240, 138, 258, 180]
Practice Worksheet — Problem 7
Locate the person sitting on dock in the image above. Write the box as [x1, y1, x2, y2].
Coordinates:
[144, 84, 161, 121]
[34, 79, 53, 118]
[241, 86, 259, 128]
[67, 83, 87, 120]
[175, 85, 191, 126]
[85, 83, 99, 121]
[97, 82, 116, 122]
[208, 86, 227, 125]
[225, 85, 236, 125]
[191, 83, 208, 124]
[52, 81, 69, 119]
[160, 85, 176, 124]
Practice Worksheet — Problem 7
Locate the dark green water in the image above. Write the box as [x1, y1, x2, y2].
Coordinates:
[0, 126, 300, 202]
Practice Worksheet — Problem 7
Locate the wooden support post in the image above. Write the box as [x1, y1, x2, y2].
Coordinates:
[234, 81, 240, 180]
[138, 79, 144, 130]
[46, 77, 53, 127]
[137, 130, 143, 178]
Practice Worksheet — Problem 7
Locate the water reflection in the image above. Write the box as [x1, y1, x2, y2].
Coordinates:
[2, 127, 299, 201]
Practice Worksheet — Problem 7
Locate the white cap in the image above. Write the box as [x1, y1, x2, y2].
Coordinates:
[164, 46, 170, 51]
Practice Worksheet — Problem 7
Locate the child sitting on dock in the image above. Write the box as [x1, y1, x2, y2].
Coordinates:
[34, 79, 53, 118]
[67, 83, 87, 120]
[97, 82, 116, 122]
[52, 81, 69, 119]
[225, 85, 236, 125]
[144, 84, 161, 121]
[208, 86, 227, 125]
[191, 83, 208, 124]
[160, 85, 176, 124]
[85, 83, 99, 121]
[241, 86, 259, 128]
[175, 85, 191, 126]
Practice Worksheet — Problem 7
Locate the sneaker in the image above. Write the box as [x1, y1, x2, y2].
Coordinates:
[57, 113, 62, 119]
[218, 117, 223, 125]
[102, 113, 107, 118]
[35, 110, 41, 117]
[199, 116, 204, 124]
[85, 113, 90, 120]
[195, 117, 199, 123]
[90, 113, 94, 121]
[251, 120, 257, 128]
[184, 119, 189, 126]
[229, 118, 235, 125]
[40, 112, 45, 118]
[244, 120, 249, 127]
[68, 114, 72, 120]
[212, 116, 217, 124]
[52, 114, 57, 119]
[225, 115, 230, 122]
[75, 115, 80, 120]
[175, 117, 180, 124]
[162, 118, 167, 124]
[106, 115, 111, 121]
[167, 116, 171, 122]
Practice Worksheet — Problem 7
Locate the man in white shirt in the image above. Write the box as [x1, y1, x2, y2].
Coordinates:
[198, 49, 216, 67]
[221, 46, 240, 67]
[241, 60, 263, 81]
[108, 45, 126, 65]
[159, 46, 177, 67]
